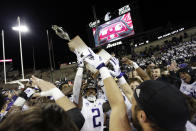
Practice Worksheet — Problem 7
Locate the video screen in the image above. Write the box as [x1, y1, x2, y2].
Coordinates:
[93, 12, 135, 47]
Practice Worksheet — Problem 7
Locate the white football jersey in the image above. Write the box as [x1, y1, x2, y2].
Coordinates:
[81, 98, 106, 131]
[186, 121, 196, 131]
[180, 80, 196, 97]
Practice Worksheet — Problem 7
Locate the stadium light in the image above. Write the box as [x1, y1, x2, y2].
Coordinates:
[12, 25, 29, 32]
[12, 16, 28, 80]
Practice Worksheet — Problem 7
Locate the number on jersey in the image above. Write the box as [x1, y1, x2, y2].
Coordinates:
[92, 108, 101, 128]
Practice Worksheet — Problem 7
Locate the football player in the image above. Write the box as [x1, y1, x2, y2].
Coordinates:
[72, 50, 106, 131]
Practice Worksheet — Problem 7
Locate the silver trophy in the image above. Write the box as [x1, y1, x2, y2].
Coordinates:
[51, 25, 111, 78]
[51, 25, 89, 54]
[51, 25, 71, 41]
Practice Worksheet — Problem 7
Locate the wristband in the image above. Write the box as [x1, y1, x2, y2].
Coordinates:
[116, 72, 124, 79]
[96, 63, 106, 70]
[118, 76, 127, 85]
[13, 97, 26, 107]
[34, 85, 40, 90]
[19, 91, 28, 100]
[77, 63, 84, 68]
[40, 88, 65, 101]
[99, 67, 111, 80]
[133, 62, 139, 69]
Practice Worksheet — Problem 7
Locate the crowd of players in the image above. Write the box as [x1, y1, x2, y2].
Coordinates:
[0, 37, 196, 131]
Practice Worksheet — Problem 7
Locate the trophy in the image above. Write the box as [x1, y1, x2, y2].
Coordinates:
[52, 25, 71, 41]
[52, 25, 90, 56]
[51, 25, 111, 77]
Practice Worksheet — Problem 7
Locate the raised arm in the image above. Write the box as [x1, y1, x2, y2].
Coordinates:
[72, 67, 83, 109]
[72, 49, 88, 109]
[31, 76, 76, 111]
[85, 48, 131, 131]
[109, 57, 133, 103]
[31, 76, 85, 130]
[122, 57, 150, 81]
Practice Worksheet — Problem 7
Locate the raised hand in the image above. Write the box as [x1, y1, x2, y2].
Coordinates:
[121, 57, 139, 69]
[109, 57, 123, 78]
[74, 49, 89, 68]
[84, 48, 105, 70]
[31, 75, 56, 91]
[121, 57, 133, 65]
[30, 75, 64, 100]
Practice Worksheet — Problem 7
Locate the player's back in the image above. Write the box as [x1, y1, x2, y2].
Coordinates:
[81, 98, 105, 131]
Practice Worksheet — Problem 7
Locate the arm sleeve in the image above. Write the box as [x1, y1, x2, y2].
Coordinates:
[66, 107, 85, 130]
[73, 67, 83, 104]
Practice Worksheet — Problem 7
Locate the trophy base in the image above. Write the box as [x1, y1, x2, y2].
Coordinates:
[68, 36, 111, 78]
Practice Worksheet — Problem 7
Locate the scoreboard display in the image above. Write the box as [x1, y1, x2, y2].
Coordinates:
[92, 12, 135, 47]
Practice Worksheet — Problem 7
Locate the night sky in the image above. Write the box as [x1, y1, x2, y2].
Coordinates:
[0, 0, 195, 70]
